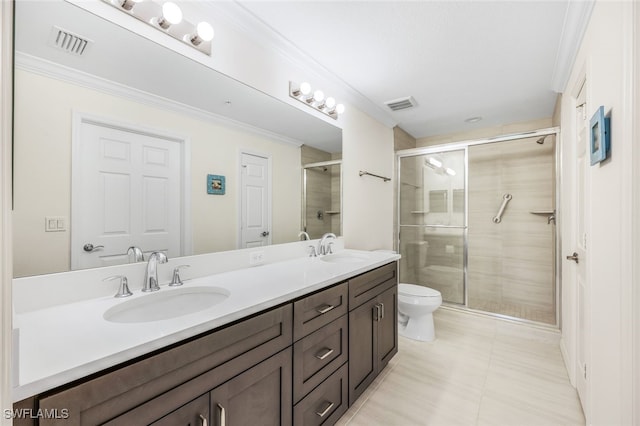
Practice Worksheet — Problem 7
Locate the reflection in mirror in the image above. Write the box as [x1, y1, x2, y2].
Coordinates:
[301, 145, 342, 240]
[12, 0, 341, 277]
[422, 151, 465, 226]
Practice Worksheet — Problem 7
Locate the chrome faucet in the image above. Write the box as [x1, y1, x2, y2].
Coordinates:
[318, 233, 336, 256]
[127, 246, 145, 263]
[298, 231, 311, 241]
[143, 252, 168, 292]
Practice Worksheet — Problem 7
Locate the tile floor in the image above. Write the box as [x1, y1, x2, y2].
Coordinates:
[336, 308, 585, 426]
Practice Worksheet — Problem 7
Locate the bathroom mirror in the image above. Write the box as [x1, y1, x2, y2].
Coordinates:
[12, 0, 342, 277]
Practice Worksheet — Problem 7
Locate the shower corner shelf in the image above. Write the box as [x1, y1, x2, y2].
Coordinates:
[410, 211, 428, 214]
[325, 211, 341, 215]
[529, 210, 555, 215]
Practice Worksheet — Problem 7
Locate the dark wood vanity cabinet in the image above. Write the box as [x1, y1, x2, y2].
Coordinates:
[37, 305, 293, 425]
[18, 261, 398, 426]
[292, 283, 349, 425]
[348, 263, 398, 405]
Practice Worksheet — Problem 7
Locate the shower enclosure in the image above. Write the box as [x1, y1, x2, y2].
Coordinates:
[397, 130, 559, 325]
[303, 161, 342, 239]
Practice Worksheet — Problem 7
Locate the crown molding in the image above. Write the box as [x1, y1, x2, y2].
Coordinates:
[551, 0, 595, 93]
[199, 1, 397, 128]
[14, 51, 305, 148]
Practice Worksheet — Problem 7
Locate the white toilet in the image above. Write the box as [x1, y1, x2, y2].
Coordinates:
[398, 283, 442, 342]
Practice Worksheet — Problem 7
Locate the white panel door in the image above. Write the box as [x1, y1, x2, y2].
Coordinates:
[240, 153, 271, 248]
[572, 83, 590, 414]
[72, 120, 182, 269]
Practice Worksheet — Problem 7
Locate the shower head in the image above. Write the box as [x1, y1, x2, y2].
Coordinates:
[536, 136, 547, 145]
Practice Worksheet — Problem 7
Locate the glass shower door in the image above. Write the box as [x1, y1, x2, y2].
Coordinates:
[398, 149, 466, 304]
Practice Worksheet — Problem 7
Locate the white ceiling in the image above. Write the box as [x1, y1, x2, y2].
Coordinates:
[231, 1, 593, 139]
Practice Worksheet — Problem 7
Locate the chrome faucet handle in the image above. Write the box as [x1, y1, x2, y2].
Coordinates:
[103, 275, 133, 298]
[169, 265, 191, 287]
[308, 245, 318, 257]
[127, 246, 145, 262]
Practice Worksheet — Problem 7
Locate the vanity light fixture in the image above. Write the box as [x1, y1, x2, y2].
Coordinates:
[118, 0, 142, 11]
[187, 22, 214, 46]
[155, 2, 183, 30]
[427, 157, 443, 168]
[104, 0, 213, 55]
[289, 81, 344, 120]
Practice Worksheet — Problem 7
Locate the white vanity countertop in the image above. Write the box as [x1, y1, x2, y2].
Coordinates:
[13, 249, 400, 401]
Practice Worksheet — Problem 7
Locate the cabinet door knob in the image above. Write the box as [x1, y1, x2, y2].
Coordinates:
[199, 414, 208, 426]
[217, 403, 226, 426]
[315, 401, 335, 418]
[315, 348, 334, 360]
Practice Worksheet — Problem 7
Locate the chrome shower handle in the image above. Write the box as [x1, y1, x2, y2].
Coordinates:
[492, 194, 512, 223]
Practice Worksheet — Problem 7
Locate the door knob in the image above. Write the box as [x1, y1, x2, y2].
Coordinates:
[261, 231, 270, 237]
[83, 243, 104, 252]
[566, 252, 579, 264]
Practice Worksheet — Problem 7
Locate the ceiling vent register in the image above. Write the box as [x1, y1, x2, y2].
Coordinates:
[384, 96, 417, 111]
[49, 26, 93, 56]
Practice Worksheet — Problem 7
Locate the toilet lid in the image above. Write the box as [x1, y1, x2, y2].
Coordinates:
[399, 284, 441, 298]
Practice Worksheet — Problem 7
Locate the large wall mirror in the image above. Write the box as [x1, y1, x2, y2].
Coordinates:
[13, 0, 342, 278]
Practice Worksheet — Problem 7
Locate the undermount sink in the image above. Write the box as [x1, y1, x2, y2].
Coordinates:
[320, 252, 370, 264]
[104, 286, 230, 324]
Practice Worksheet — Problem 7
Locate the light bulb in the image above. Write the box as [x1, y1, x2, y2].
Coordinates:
[335, 104, 345, 114]
[196, 22, 214, 42]
[157, 2, 182, 29]
[313, 90, 325, 102]
[428, 157, 442, 168]
[299, 82, 311, 96]
[118, 0, 142, 11]
[445, 168, 456, 176]
[325, 97, 336, 109]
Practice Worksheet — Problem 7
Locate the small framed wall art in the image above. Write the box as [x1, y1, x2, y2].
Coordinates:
[589, 105, 611, 165]
[207, 174, 225, 195]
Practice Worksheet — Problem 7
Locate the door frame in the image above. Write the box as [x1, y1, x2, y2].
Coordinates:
[237, 149, 272, 249]
[71, 112, 192, 267]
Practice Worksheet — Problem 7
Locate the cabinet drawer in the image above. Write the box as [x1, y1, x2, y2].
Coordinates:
[293, 363, 348, 426]
[39, 304, 293, 426]
[293, 316, 348, 403]
[293, 282, 348, 341]
[348, 262, 397, 310]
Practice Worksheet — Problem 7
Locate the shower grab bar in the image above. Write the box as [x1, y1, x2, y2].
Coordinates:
[492, 194, 512, 223]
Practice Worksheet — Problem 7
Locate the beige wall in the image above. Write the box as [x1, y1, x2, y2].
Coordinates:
[342, 108, 394, 251]
[416, 118, 553, 147]
[559, 1, 637, 423]
[13, 70, 301, 277]
[393, 126, 417, 151]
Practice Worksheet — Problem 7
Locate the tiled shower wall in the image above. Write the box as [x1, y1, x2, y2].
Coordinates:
[301, 145, 341, 239]
[467, 137, 556, 324]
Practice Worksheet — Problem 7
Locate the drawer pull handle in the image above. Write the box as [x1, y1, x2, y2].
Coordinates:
[316, 304, 335, 314]
[217, 403, 226, 426]
[316, 401, 335, 418]
[199, 414, 208, 426]
[315, 348, 334, 360]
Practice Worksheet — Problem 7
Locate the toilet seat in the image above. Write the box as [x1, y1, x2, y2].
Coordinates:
[399, 283, 441, 298]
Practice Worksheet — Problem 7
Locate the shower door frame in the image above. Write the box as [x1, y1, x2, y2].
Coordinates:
[396, 126, 562, 327]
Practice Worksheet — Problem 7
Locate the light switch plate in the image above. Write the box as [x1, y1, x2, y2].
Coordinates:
[45, 216, 66, 232]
